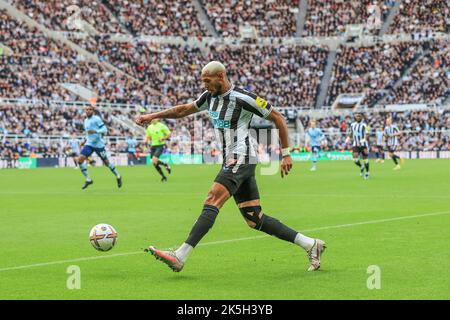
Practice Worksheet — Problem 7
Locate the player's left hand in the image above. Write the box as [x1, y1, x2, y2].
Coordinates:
[87, 130, 97, 134]
[281, 155, 293, 178]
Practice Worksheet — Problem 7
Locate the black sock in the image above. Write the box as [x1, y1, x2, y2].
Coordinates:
[375, 152, 379, 159]
[257, 214, 297, 243]
[354, 160, 362, 168]
[392, 155, 398, 165]
[365, 162, 369, 173]
[157, 160, 168, 167]
[154, 164, 166, 178]
[185, 205, 219, 247]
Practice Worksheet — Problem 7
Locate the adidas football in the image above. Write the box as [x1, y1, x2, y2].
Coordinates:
[89, 224, 118, 251]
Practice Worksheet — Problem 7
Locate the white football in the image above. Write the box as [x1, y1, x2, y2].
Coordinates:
[89, 224, 118, 251]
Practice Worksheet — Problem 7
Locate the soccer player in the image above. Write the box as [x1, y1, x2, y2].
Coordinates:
[305, 120, 324, 171]
[347, 113, 370, 180]
[126, 134, 138, 166]
[145, 119, 172, 182]
[68, 134, 81, 167]
[78, 105, 122, 190]
[375, 127, 385, 163]
[136, 61, 326, 272]
[384, 117, 403, 170]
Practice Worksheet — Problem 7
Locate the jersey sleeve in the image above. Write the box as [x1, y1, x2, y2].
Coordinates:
[161, 123, 171, 135]
[194, 91, 211, 111]
[145, 126, 152, 138]
[318, 129, 324, 138]
[96, 117, 107, 134]
[238, 91, 273, 118]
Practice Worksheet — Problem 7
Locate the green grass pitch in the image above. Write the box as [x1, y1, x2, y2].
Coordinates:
[0, 159, 449, 300]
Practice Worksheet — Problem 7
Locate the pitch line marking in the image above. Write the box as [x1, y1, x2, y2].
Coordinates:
[0, 210, 449, 273]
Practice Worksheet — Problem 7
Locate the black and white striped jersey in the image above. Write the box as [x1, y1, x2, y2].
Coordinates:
[194, 85, 273, 163]
[350, 121, 369, 148]
[384, 125, 399, 146]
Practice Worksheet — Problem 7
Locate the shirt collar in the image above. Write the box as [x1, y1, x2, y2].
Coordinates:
[216, 84, 234, 98]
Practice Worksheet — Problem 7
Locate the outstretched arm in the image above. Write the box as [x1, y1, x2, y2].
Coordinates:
[136, 103, 198, 126]
[267, 108, 292, 178]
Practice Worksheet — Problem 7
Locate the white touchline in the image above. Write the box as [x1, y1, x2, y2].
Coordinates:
[0, 210, 449, 273]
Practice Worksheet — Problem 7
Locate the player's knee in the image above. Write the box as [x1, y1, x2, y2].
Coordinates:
[239, 206, 264, 229]
[204, 191, 225, 208]
[78, 156, 86, 164]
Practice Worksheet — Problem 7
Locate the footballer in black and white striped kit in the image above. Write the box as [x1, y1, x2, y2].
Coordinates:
[347, 113, 370, 179]
[136, 61, 326, 273]
[384, 117, 404, 170]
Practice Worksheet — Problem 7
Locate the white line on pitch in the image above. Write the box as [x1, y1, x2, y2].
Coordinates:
[0, 210, 449, 273]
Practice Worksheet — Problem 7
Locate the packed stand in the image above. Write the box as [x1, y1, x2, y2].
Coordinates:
[10, 0, 126, 33]
[326, 42, 422, 106]
[202, 0, 299, 37]
[388, 0, 448, 34]
[106, 0, 210, 36]
[385, 41, 450, 104]
[209, 43, 328, 107]
[0, 10, 163, 106]
[303, 0, 394, 36]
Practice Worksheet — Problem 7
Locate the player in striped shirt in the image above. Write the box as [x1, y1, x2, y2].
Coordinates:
[375, 127, 385, 163]
[136, 61, 325, 272]
[346, 113, 370, 180]
[384, 117, 403, 170]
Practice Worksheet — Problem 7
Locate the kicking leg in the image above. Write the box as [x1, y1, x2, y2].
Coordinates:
[147, 182, 230, 272]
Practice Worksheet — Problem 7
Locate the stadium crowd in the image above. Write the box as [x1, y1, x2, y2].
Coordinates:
[386, 40, 449, 104]
[388, 0, 449, 34]
[10, 0, 126, 33]
[2, 6, 449, 108]
[202, 0, 298, 37]
[107, 0, 209, 36]
[303, 0, 394, 36]
[327, 41, 422, 106]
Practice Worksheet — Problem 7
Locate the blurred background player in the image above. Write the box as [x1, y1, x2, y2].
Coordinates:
[384, 117, 404, 170]
[69, 134, 81, 167]
[305, 120, 324, 171]
[145, 119, 172, 182]
[375, 126, 385, 163]
[78, 105, 122, 189]
[347, 113, 370, 180]
[126, 133, 138, 166]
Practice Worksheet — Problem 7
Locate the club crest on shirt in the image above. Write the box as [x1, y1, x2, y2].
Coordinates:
[255, 96, 268, 109]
